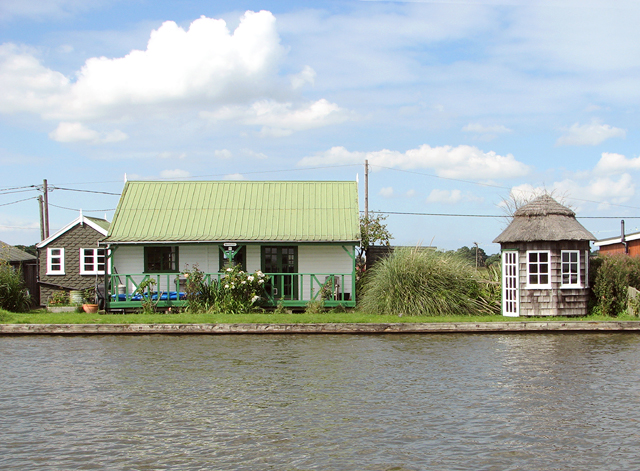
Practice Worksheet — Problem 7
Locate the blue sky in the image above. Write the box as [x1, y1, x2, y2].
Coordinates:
[2, 0, 640, 253]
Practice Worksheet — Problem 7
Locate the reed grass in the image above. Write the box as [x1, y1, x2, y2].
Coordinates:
[359, 246, 497, 316]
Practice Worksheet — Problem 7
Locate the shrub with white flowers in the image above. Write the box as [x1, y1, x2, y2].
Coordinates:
[183, 264, 269, 313]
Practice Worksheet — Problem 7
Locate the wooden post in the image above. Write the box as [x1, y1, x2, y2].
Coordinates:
[43, 179, 50, 238]
[38, 195, 45, 241]
[364, 160, 369, 219]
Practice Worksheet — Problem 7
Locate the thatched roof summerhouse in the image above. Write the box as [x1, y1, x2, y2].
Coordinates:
[493, 195, 595, 317]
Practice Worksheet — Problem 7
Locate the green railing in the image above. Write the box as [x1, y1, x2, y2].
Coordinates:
[106, 272, 355, 310]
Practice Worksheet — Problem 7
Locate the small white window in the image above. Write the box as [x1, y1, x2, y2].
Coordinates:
[526, 250, 551, 289]
[47, 248, 65, 275]
[561, 250, 581, 288]
[80, 248, 106, 275]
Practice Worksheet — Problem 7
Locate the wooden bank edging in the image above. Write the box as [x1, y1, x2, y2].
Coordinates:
[2, 321, 640, 335]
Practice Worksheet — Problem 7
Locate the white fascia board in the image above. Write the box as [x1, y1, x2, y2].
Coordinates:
[36, 216, 109, 248]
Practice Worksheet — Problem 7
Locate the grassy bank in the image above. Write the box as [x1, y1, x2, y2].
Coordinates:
[1, 308, 637, 325]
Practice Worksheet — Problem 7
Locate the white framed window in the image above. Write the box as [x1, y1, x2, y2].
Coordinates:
[47, 248, 65, 275]
[561, 250, 581, 288]
[526, 250, 551, 289]
[80, 248, 106, 275]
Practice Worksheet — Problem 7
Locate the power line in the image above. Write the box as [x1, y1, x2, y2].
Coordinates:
[367, 210, 640, 219]
[0, 197, 38, 207]
[50, 187, 121, 196]
[49, 203, 116, 212]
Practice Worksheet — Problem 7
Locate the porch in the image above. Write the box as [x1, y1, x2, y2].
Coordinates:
[105, 271, 356, 311]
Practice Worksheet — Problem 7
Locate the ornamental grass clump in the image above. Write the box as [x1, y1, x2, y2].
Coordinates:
[359, 247, 492, 317]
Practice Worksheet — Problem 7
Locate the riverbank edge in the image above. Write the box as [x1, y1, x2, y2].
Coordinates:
[1, 321, 640, 335]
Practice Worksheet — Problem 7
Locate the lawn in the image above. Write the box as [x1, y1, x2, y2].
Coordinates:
[0, 308, 637, 324]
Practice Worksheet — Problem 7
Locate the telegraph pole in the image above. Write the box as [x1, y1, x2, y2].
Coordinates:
[364, 160, 369, 219]
[43, 179, 50, 238]
[38, 195, 45, 241]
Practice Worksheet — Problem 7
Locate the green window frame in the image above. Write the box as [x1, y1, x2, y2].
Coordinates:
[144, 246, 179, 273]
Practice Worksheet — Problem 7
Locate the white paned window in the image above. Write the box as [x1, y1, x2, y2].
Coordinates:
[561, 250, 581, 288]
[47, 248, 65, 275]
[80, 248, 106, 275]
[526, 250, 551, 289]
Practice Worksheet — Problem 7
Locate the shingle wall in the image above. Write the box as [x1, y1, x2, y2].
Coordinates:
[38, 224, 105, 306]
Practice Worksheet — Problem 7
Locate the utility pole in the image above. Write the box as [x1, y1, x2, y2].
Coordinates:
[364, 159, 369, 219]
[43, 179, 50, 238]
[474, 242, 479, 270]
[38, 195, 45, 241]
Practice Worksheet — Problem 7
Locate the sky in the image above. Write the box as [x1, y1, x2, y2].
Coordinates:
[2, 0, 640, 254]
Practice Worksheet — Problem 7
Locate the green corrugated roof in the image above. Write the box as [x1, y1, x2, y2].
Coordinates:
[86, 217, 110, 232]
[105, 181, 360, 243]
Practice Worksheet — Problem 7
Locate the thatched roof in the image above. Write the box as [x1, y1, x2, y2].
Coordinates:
[493, 195, 596, 243]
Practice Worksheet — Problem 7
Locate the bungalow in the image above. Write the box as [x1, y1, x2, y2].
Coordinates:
[36, 213, 110, 306]
[101, 181, 360, 310]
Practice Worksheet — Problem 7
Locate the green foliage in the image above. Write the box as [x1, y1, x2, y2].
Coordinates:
[359, 246, 498, 316]
[0, 260, 31, 313]
[485, 253, 501, 267]
[592, 254, 640, 316]
[448, 246, 488, 268]
[13, 244, 37, 256]
[305, 299, 325, 314]
[360, 214, 393, 251]
[135, 278, 158, 314]
[182, 264, 268, 313]
[47, 290, 70, 306]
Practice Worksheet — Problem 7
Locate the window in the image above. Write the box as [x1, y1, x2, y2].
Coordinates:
[80, 248, 106, 275]
[144, 246, 178, 272]
[527, 250, 551, 288]
[561, 250, 580, 288]
[47, 248, 65, 275]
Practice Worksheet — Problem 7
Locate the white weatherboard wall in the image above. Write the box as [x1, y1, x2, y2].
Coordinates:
[298, 245, 354, 301]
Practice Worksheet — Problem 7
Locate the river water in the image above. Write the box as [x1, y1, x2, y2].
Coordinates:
[1, 333, 640, 470]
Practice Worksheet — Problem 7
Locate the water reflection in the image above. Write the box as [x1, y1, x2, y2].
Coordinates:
[1, 334, 640, 470]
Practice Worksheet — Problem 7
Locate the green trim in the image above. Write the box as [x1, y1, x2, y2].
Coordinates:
[218, 245, 246, 271]
[261, 246, 299, 300]
[143, 246, 179, 273]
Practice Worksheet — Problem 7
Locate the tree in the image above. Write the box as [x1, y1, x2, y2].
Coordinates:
[360, 214, 393, 251]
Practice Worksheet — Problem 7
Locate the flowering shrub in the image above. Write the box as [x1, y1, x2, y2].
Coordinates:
[183, 264, 268, 313]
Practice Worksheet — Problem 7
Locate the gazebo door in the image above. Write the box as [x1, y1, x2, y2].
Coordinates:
[502, 251, 519, 317]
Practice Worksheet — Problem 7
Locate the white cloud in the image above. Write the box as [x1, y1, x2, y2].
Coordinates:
[462, 123, 511, 134]
[224, 173, 245, 180]
[426, 189, 463, 204]
[299, 144, 530, 180]
[157, 151, 186, 159]
[290, 65, 316, 89]
[593, 152, 640, 175]
[0, 11, 350, 139]
[202, 98, 349, 137]
[214, 149, 232, 159]
[510, 173, 636, 210]
[556, 121, 626, 146]
[159, 169, 190, 179]
[242, 149, 268, 159]
[49, 122, 127, 144]
[379, 187, 394, 197]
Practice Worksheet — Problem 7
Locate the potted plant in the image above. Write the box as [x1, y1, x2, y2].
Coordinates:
[82, 288, 99, 313]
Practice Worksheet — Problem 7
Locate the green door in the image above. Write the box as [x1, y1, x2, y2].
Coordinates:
[262, 246, 298, 300]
